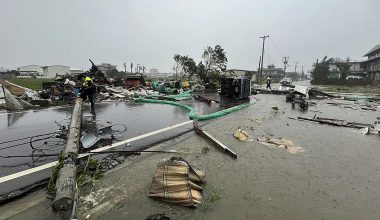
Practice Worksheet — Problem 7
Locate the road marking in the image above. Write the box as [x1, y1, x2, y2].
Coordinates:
[0, 120, 193, 184]
[0, 105, 72, 116]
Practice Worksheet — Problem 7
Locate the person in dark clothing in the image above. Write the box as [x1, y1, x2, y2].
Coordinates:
[266, 76, 272, 90]
[79, 75, 96, 114]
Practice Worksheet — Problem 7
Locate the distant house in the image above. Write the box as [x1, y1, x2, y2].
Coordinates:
[17, 65, 70, 78]
[150, 68, 159, 75]
[0, 71, 17, 80]
[260, 65, 284, 78]
[225, 69, 257, 82]
[70, 69, 84, 76]
[42, 65, 70, 78]
[97, 63, 117, 76]
[125, 74, 145, 88]
[0, 67, 16, 79]
[361, 44, 380, 83]
[328, 61, 365, 77]
[17, 65, 43, 78]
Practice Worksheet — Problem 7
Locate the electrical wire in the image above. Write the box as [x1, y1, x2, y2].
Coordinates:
[0, 149, 181, 159]
[0, 132, 57, 145]
[0, 136, 56, 151]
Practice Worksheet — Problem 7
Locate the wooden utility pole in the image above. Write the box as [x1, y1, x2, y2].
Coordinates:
[257, 56, 262, 83]
[282, 56, 289, 77]
[259, 35, 269, 81]
[53, 98, 83, 218]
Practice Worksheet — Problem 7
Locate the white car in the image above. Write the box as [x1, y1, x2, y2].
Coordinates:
[346, 76, 365, 80]
[280, 77, 292, 86]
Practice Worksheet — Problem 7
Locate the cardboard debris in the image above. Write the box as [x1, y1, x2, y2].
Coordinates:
[257, 136, 304, 154]
[249, 117, 261, 123]
[234, 128, 253, 141]
[149, 157, 206, 207]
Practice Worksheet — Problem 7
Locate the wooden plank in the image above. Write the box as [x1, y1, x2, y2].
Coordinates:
[194, 122, 237, 159]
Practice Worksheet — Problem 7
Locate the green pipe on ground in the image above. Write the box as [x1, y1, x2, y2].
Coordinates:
[134, 97, 251, 121]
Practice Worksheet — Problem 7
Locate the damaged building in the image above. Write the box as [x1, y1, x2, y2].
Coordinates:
[362, 44, 380, 84]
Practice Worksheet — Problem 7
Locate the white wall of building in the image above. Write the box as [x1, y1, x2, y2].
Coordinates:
[42, 65, 70, 78]
[150, 68, 158, 74]
[70, 69, 84, 76]
[226, 70, 246, 77]
[350, 62, 363, 72]
[17, 65, 43, 75]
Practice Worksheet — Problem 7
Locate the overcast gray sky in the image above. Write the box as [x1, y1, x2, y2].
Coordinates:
[1, 0, 379, 73]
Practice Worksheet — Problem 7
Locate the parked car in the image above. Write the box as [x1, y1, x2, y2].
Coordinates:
[346, 76, 365, 80]
[280, 77, 292, 86]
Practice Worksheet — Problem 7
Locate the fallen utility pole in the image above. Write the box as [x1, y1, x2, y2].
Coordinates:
[194, 121, 237, 159]
[296, 116, 371, 129]
[52, 98, 83, 217]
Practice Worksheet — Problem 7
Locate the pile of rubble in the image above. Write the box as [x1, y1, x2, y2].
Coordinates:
[0, 76, 206, 111]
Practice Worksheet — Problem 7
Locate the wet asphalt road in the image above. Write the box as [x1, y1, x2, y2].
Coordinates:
[0, 99, 221, 195]
[1, 81, 380, 219]
[91, 91, 380, 220]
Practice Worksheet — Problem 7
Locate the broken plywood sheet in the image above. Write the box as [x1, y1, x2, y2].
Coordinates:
[257, 136, 304, 154]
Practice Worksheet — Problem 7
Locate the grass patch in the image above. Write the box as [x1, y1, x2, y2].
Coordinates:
[8, 78, 55, 90]
[47, 153, 64, 193]
[200, 185, 223, 211]
[313, 85, 380, 95]
[77, 157, 103, 187]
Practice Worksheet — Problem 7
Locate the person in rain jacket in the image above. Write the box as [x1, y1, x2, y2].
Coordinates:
[78, 74, 96, 114]
[266, 76, 272, 90]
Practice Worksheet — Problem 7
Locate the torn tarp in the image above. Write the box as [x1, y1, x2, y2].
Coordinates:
[149, 157, 206, 207]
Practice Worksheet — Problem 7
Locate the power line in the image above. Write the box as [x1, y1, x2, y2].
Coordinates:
[269, 38, 283, 57]
[0, 132, 57, 145]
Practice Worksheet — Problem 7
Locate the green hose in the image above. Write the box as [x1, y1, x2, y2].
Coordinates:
[134, 97, 251, 121]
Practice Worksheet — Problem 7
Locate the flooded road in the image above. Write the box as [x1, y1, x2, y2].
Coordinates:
[1, 81, 380, 219]
[85, 87, 380, 220]
[0, 99, 222, 195]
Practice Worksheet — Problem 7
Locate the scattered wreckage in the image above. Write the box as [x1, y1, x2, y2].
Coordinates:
[289, 114, 380, 135]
